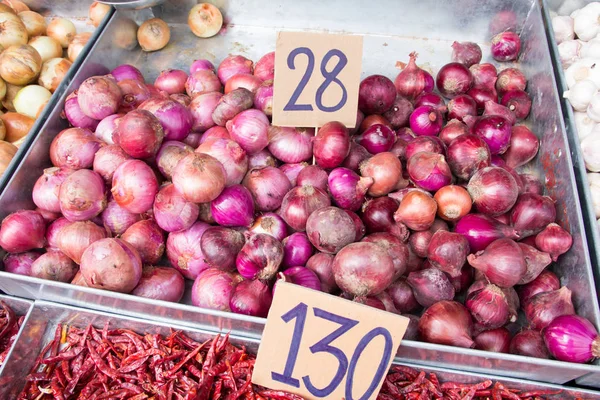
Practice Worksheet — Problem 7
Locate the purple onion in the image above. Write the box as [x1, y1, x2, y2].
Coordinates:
[111, 64, 144, 82]
[154, 69, 188, 94]
[132, 266, 185, 303]
[229, 279, 272, 317]
[243, 166, 292, 211]
[32, 167, 73, 213]
[472, 115, 512, 155]
[64, 92, 99, 130]
[166, 221, 211, 280]
[409, 105, 443, 136]
[249, 213, 288, 241]
[296, 165, 328, 191]
[201, 227, 245, 272]
[154, 183, 200, 232]
[306, 253, 337, 293]
[236, 233, 283, 280]
[189, 91, 223, 132]
[77, 75, 122, 120]
[415, 92, 447, 115]
[192, 268, 240, 311]
[138, 98, 193, 140]
[190, 59, 215, 74]
[254, 80, 273, 116]
[279, 163, 307, 186]
[3, 251, 41, 276]
[328, 167, 374, 211]
[210, 184, 254, 227]
[275, 266, 321, 292]
[282, 232, 314, 269]
[356, 124, 396, 154]
[155, 141, 193, 180]
[101, 196, 142, 235]
[94, 113, 122, 144]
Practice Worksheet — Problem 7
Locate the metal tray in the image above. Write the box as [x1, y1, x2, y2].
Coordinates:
[0, 301, 598, 399]
[0, 294, 34, 377]
[0, 0, 114, 193]
[0, 0, 599, 386]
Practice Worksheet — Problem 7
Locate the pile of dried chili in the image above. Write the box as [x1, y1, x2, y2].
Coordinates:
[19, 323, 303, 400]
[0, 300, 24, 366]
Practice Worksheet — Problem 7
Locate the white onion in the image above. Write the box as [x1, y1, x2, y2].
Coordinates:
[552, 15, 574, 44]
[581, 131, 600, 172]
[14, 85, 51, 118]
[29, 36, 62, 63]
[588, 172, 600, 218]
[564, 79, 597, 111]
[574, 111, 597, 141]
[573, 2, 600, 41]
[38, 57, 72, 93]
[565, 58, 600, 88]
[67, 32, 91, 62]
[558, 40, 582, 68]
[0, 12, 28, 48]
[89, 1, 111, 28]
[18, 11, 46, 37]
[46, 18, 76, 48]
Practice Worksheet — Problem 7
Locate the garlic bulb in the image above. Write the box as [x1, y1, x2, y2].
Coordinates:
[553, 15, 575, 44]
[573, 2, 600, 41]
[588, 172, 600, 218]
[574, 111, 597, 141]
[565, 58, 600, 88]
[581, 39, 600, 59]
[558, 40, 582, 68]
[564, 79, 597, 111]
[581, 131, 600, 171]
[589, 92, 600, 122]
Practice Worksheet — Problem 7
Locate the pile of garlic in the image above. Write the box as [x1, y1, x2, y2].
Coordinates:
[551, 1, 600, 230]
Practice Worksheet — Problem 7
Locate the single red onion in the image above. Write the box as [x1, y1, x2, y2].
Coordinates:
[268, 126, 314, 163]
[455, 213, 519, 252]
[502, 125, 539, 169]
[467, 167, 518, 216]
[243, 166, 292, 212]
[474, 328, 511, 353]
[152, 181, 201, 232]
[524, 286, 575, 330]
[466, 282, 513, 329]
[77, 75, 122, 120]
[360, 152, 408, 196]
[111, 64, 144, 83]
[190, 59, 215, 74]
[496, 68, 527, 97]
[254, 52, 274, 81]
[230, 279, 272, 317]
[394, 190, 437, 231]
[407, 152, 452, 191]
[117, 79, 151, 112]
[217, 55, 253, 84]
[93, 145, 131, 182]
[138, 98, 193, 141]
[172, 152, 226, 203]
[236, 233, 283, 280]
[63, 91, 99, 130]
[409, 230, 433, 258]
[201, 126, 231, 144]
[296, 165, 328, 191]
[449, 264, 475, 293]
[210, 184, 254, 227]
[201, 227, 245, 272]
[428, 230, 469, 278]
[183, 133, 202, 147]
[342, 143, 371, 172]
[306, 206, 355, 254]
[332, 242, 395, 296]
[282, 232, 313, 269]
[467, 238, 526, 287]
[279, 162, 307, 186]
[419, 300, 474, 348]
[113, 109, 164, 159]
[468, 88, 498, 113]
[94, 113, 122, 144]
[356, 124, 395, 154]
[133, 266, 185, 302]
[407, 267, 455, 307]
[543, 315, 600, 363]
[510, 329, 550, 358]
[535, 223, 572, 262]
[212, 88, 253, 127]
[358, 74, 396, 114]
[362, 232, 409, 279]
[45, 217, 70, 250]
[360, 114, 392, 133]
[491, 32, 521, 62]
[409, 105, 443, 136]
[254, 80, 273, 116]
[225, 73, 263, 94]
[50, 127, 102, 170]
[248, 148, 278, 169]
[306, 252, 337, 293]
[275, 266, 321, 292]
[472, 115, 512, 155]
[383, 95, 413, 129]
[436, 62, 473, 99]
[166, 221, 211, 280]
[101, 196, 141, 235]
[146, 84, 168, 99]
[59, 169, 106, 221]
[501, 89, 531, 120]
[482, 100, 516, 126]
[280, 185, 330, 231]
[405, 136, 445, 160]
[226, 109, 269, 155]
[185, 69, 222, 98]
[386, 278, 419, 313]
[191, 268, 240, 311]
[247, 212, 287, 241]
[394, 52, 434, 100]
[121, 220, 165, 264]
[448, 94, 477, 121]
[155, 141, 193, 180]
[154, 69, 188, 95]
[112, 160, 158, 214]
[188, 91, 223, 132]
[510, 193, 556, 238]
[3, 251, 40, 276]
[197, 138, 248, 186]
[414, 92, 447, 115]
[32, 167, 73, 213]
[361, 197, 408, 240]
[470, 63, 498, 92]
[451, 41, 482, 67]
[197, 202, 215, 224]
[313, 121, 350, 169]
[31, 250, 77, 282]
[517, 242, 552, 285]
[327, 167, 373, 211]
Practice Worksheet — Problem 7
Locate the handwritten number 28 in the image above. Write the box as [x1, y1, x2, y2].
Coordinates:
[284, 48, 348, 112]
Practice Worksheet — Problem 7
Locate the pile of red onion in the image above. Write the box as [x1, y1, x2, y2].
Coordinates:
[0, 34, 595, 365]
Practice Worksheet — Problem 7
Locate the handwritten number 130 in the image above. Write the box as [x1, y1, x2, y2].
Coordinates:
[283, 48, 348, 112]
[271, 302, 394, 400]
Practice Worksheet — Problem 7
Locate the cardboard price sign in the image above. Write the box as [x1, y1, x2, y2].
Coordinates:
[272, 31, 363, 128]
[252, 282, 409, 400]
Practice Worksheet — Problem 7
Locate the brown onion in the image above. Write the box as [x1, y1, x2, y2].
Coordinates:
[0, 44, 41, 85]
[360, 152, 407, 196]
[89, 2, 110, 28]
[18, 11, 45, 37]
[188, 3, 223, 38]
[172, 152, 226, 204]
[0, 13, 27, 48]
[47, 18, 75, 48]
[394, 190, 437, 231]
[138, 18, 170, 52]
[434, 185, 472, 221]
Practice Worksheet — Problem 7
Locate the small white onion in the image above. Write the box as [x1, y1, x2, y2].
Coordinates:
[46, 18, 76, 48]
[0, 12, 28, 48]
[29, 36, 62, 63]
[39, 57, 72, 93]
[188, 3, 223, 38]
[581, 130, 600, 172]
[14, 85, 51, 119]
[558, 40, 582, 68]
[552, 15, 574, 44]
[574, 111, 597, 141]
[67, 32, 91, 62]
[565, 58, 600, 89]
[89, 2, 111, 28]
[18, 10, 46, 37]
[564, 79, 597, 111]
[573, 2, 600, 41]
[588, 172, 600, 218]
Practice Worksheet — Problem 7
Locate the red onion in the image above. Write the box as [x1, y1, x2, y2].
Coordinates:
[31, 250, 77, 282]
[171, 93, 191, 106]
[197, 202, 215, 224]
[474, 328, 511, 353]
[254, 80, 273, 116]
[248, 149, 278, 170]
[50, 127, 102, 170]
[332, 242, 395, 296]
[154, 69, 188, 94]
[449, 264, 474, 293]
[113, 110, 164, 158]
[407, 267, 455, 307]
[520, 174, 544, 195]
[212, 88, 253, 127]
[352, 296, 386, 310]
[510, 329, 550, 358]
[45, 217, 70, 250]
[101, 196, 141, 235]
[280, 185, 330, 231]
[419, 300, 474, 348]
[117, 79, 151, 113]
[468, 88, 498, 113]
[190, 59, 215, 74]
[491, 32, 521, 62]
[230, 279, 272, 317]
[455, 213, 519, 252]
[185, 70, 222, 98]
[394, 52, 434, 100]
[524, 286, 575, 330]
[201, 227, 245, 272]
[510, 193, 556, 238]
[414, 92, 447, 115]
[383, 95, 413, 129]
[224, 73, 262, 94]
[466, 283, 513, 329]
[191, 268, 240, 311]
[436, 62, 473, 99]
[296, 165, 328, 191]
[360, 152, 407, 196]
[112, 160, 159, 213]
[172, 152, 226, 203]
[467, 238, 526, 287]
[347, 211, 365, 241]
[247, 212, 286, 240]
[200, 126, 231, 144]
[252, 52, 274, 81]
[428, 230, 469, 277]
[243, 166, 291, 211]
[282, 232, 313, 269]
[197, 138, 248, 186]
[472, 115, 511, 155]
[361, 197, 408, 240]
[407, 152, 452, 191]
[313, 121, 350, 169]
[447, 94, 477, 122]
[451, 41, 482, 67]
[409, 230, 433, 258]
[94, 114, 122, 144]
[306, 253, 337, 293]
[236, 233, 283, 280]
[434, 185, 472, 222]
[36, 210, 61, 225]
[32, 167, 73, 213]
[133, 266, 185, 302]
[360, 114, 392, 133]
[386, 278, 418, 313]
[183, 133, 202, 147]
[93, 145, 131, 182]
[3, 251, 40, 276]
[543, 315, 600, 363]
[120, 220, 163, 265]
[275, 266, 321, 292]
[146, 85, 168, 99]
[80, 238, 142, 292]
[279, 162, 306, 186]
[362, 232, 409, 279]
[470, 63, 498, 91]
[217, 55, 253, 84]
[394, 189, 437, 231]
[405, 136, 445, 160]
[403, 314, 420, 340]
[496, 68, 527, 97]
[409, 105, 443, 136]
[358, 74, 396, 114]
[64, 91, 99, 131]
[342, 143, 371, 172]
[111, 64, 144, 83]
[467, 167, 518, 216]
[502, 125, 539, 169]
[155, 141, 192, 180]
[210, 184, 254, 227]
[59, 169, 106, 221]
[482, 100, 515, 126]
[501, 90, 531, 120]
[138, 98, 193, 141]
[77, 75, 122, 120]
[166, 221, 211, 280]
[356, 124, 395, 154]
[306, 207, 355, 254]
[329, 167, 373, 211]
[535, 223, 572, 262]
[188, 91, 223, 132]
[226, 109, 269, 155]
[268, 126, 314, 163]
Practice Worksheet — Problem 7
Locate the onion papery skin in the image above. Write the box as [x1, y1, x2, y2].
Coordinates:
[523, 286, 575, 330]
[155, 141, 193, 180]
[191, 268, 239, 311]
[113, 109, 165, 159]
[226, 109, 270, 155]
[407, 152, 452, 192]
[306, 252, 337, 293]
[360, 152, 408, 197]
[306, 206, 356, 254]
[394, 52, 434, 100]
[210, 184, 255, 227]
[407, 267, 455, 308]
[138, 98, 193, 141]
[510, 329, 550, 359]
[201, 227, 245, 272]
[77, 75, 122, 120]
[50, 127, 102, 170]
[236, 233, 283, 280]
[446, 134, 491, 181]
[197, 138, 248, 186]
[275, 266, 322, 292]
[111, 160, 159, 214]
[474, 328, 511, 353]
[172, 152, 226, 204]
[467, 167, 519, 217]
[472, 115, 512, 155]
[436, 62, 474, 99]
[467, 238, 526, 287]
[32, 167, 73, 213]
[455, 213, 519, 252]
[121, 220, 165, 265]
[535, 223, 573, 262]
[0, 210, 46, 253]
[64, 91, 99, 131]
[3, 251, 40, 276]
[133, 266, 185, 303]
[93, 145, 131, 183]
[517, 269, 561, 306]
[153, 183, 199, 233]
[419, 300, 475, 348]
[248, 213, 288, 242]
[166, 221, 211, 280]
[101, 197, 141, 235]
[428, 230, 469, 278]
[243, 166, 292, 212]
[59, 169, 106, 221]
